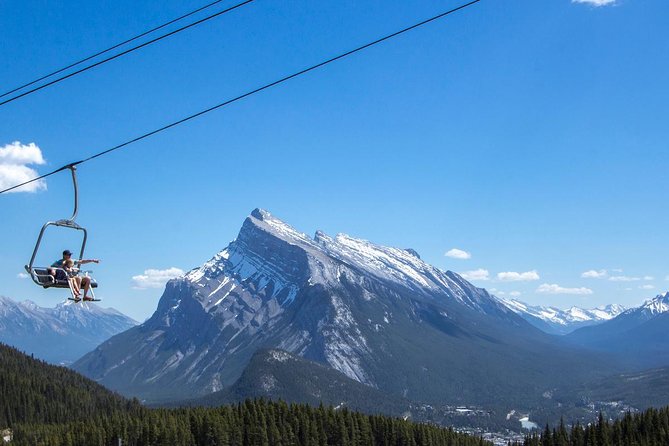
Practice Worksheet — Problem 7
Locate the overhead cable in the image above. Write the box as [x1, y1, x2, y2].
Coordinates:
[0, 0, 254, 108]
[0, 0, 234, 100]
[0, 0, 482, 194]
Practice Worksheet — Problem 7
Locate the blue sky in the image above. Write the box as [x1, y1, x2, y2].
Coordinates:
[1, 0, 667, 321]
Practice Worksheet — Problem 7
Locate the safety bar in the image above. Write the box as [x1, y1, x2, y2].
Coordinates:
[25, 222, 88, 287]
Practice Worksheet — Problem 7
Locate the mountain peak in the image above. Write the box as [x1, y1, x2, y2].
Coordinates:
[19, 299, 39, 309]
[404, 248, 421, 259]
[185, 209, 509, 315]
[244, 208, 317, 249]
[250, 207, 269, 220]
[641, 292, 669, 315]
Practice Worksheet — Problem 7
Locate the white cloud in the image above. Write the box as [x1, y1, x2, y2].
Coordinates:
[17, 272, 29, 279]
[459, 268, 489, 281]
[445, 248, 471, 260]
[581, 269, 607, 279]
[0, 141, 46, 193]
[509, 291, 522, 297]
[536, 283, 593, 295]
[639, 284, 655, 290]
[572, 0, 616, 6]
[643, 276, 654, 281]
[609, 275, 641, 282]
[132, 267, 184, 289]
[497, 270, 540, 282]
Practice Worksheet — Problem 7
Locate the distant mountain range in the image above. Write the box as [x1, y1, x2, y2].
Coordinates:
[0, 296, 137, 364]
[499, 298, 626, 335]
[565, 292, 669, 369]
[74, 208, 610, 409]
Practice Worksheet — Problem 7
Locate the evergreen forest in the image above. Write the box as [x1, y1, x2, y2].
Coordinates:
[519, 410, 669, 446]
[0, 343, 486, 445]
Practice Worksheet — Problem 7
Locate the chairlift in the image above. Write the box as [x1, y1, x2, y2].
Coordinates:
[24, 165, 100, 302]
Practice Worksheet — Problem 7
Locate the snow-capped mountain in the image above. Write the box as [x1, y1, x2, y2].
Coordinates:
[565, 292, 669, 369]
[500, 297, 626, 335]
[636, 291, 669, 317]
[74, 209, 608, 404]
[0, 296, 137, 364]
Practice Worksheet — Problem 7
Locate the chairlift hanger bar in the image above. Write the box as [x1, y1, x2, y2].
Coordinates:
[0, 0, 482, 195]
[26, 165, 87, 285]
[24, 164, 100, 298]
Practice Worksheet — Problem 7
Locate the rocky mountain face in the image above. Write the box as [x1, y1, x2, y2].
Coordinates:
[634, 292, 669, 317]
[74, 209, 612, 405]
[565, 292, 669, 369]
[500, 298, 626, 335]
[0, 296, 137, 364]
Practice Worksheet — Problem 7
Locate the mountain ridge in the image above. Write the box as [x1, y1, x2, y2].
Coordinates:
[499, 297, 626, 335]
[0, 296, 138, 364]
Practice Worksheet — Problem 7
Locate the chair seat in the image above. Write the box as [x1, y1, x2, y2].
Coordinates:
[31, 267, 98, 288]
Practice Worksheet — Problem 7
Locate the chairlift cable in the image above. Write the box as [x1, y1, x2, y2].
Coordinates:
[0, 0, 233, 100]
[0, 0, 254, 107]
[0, 0, 482, 194]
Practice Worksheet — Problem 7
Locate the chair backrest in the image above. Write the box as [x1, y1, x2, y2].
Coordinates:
[27, 266, 98, 289]
[32, 267, 55, 286]
[30, 267, 70, 288]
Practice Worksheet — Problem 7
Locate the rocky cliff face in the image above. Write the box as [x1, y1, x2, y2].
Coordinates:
[74, 209, 608, 404]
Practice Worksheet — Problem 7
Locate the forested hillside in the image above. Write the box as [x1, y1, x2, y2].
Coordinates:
[13, 400, 489, 446]
[0, 342, 139, 426]
[0, 342, 487, 446]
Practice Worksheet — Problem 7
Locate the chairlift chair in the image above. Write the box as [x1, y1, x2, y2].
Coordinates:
[24, 165, 100, 301]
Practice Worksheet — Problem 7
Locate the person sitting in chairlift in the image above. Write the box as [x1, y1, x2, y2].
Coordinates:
[62, 258, 81, 297]
[49, 250, 100, 301]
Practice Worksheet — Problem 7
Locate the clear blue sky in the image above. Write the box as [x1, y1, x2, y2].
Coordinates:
[1, 0, 667, 321]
